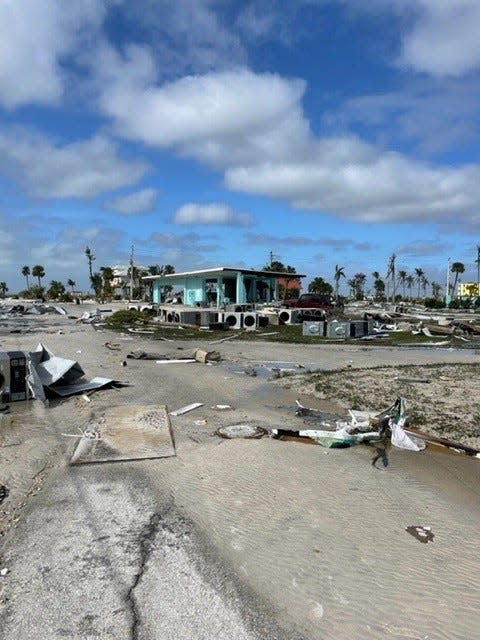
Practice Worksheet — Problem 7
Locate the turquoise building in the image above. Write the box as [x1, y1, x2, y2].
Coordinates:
[144, 267, 305, 307]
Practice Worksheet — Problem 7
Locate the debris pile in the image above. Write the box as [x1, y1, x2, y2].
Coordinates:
[273, 398, 426, 450]
[0, 343, 121, 405]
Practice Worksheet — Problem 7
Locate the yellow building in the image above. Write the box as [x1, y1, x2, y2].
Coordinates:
[459, 282, 480, 297]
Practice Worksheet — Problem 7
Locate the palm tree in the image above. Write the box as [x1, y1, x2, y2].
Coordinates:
[431, 282, 442, 299]
[352, 273, 366, 300]
[386, 253, 396, 301]
[414, 268, 425, 299]
[90, 272, 103, 300]
[406, 275, 414, 300]
[397, 270, 407, 299]
[32, 265, 45, 287]
[0, 282, 8, 298]
[21, 265, 30, 290]
[451, 262, 465, 297]
[47, 280, 65, 300]
[421, 275, 429, 297]
[100, 267, 114, 300]
[67, 278, 76, 293]
[334, 265, 345, 301]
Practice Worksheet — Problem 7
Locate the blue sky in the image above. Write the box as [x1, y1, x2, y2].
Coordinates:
[2, 0, 480, 294]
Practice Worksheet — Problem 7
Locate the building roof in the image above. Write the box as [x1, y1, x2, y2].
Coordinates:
[143, 266, 306, 281]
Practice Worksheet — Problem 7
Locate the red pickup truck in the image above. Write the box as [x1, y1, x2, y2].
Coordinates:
[282, 293, 335, 309]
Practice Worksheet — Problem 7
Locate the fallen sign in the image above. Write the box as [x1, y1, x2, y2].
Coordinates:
[70, 405, 175, 464]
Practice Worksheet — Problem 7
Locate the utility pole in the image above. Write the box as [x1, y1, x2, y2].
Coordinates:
[476, 245, 480, 293]
[268, 250, 280, 268]
[446, 257, 451, 304]
[129, 244, 134, 301]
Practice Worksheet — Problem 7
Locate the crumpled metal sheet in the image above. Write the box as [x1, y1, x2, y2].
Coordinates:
[49, 377, 117, 397]
[29, 343, 84, 386]
[27, 343, 118, 401]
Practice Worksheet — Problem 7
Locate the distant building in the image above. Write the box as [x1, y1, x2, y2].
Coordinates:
[111, 264, 147, 297]
[277, 276, 302, 293]
[143, 266, 306, 307]
[459, 282, 480, 297]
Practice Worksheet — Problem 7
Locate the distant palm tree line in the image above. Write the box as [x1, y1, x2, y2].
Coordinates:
[343, 266, 444, 301]
[1, 258, 468, 303]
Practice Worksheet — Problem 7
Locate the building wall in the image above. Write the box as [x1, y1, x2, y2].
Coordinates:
[152, 272, 281, 306]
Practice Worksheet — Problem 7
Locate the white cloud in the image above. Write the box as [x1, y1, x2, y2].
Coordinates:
[398, 0, 480, 77]
[98, 65, 309, 163]
[225, 136, 480, 224]
[103, 188, 159, 215]
[324, 80, 480, 156]
[92, 35, 480, 228]
[0, 0, 108, 108]
[0, 130, 148, 198]
[172, 203, 253, 226]
[122, 0, 246, 76]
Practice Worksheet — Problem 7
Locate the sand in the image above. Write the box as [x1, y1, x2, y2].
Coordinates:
[1, 305, 480, 639]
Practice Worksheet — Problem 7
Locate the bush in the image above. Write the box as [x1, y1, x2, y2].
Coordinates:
[424, 297, 446, 309]
[105, 309, 153, 328]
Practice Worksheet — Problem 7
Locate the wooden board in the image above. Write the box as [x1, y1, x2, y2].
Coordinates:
[70, 405, 175, 464]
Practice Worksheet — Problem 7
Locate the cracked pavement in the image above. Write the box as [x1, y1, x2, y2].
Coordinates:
[0, 462, 263, 640]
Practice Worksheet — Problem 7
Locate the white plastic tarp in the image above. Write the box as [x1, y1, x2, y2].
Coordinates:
[390, 418, 426, 451]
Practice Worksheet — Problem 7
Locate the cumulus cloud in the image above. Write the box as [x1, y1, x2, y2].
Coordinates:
[103, 188, 158, 215]
[173, 203, 253, 226]
[323, 79, 480, 156]
[398, 0, 480, 77]
[0, 130, 148, 198]
[93, 42, 480, 228]
[95, 57, 480, 226]
[122, 0, 246, 76]
[225, 136, 480, 224]
[98, 63, 309, 163]
[0, 0, 108, 108]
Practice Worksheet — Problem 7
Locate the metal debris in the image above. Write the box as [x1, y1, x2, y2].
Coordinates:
[406, 525, 434, 544]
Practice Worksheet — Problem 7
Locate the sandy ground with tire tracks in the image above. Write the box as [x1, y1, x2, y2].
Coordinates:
[0, 304, 479, 639]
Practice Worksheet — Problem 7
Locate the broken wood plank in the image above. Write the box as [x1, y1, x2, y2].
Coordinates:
[170, 402, 204, 416]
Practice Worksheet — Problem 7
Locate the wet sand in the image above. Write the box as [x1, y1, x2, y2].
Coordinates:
[1, 307, 480, 639]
